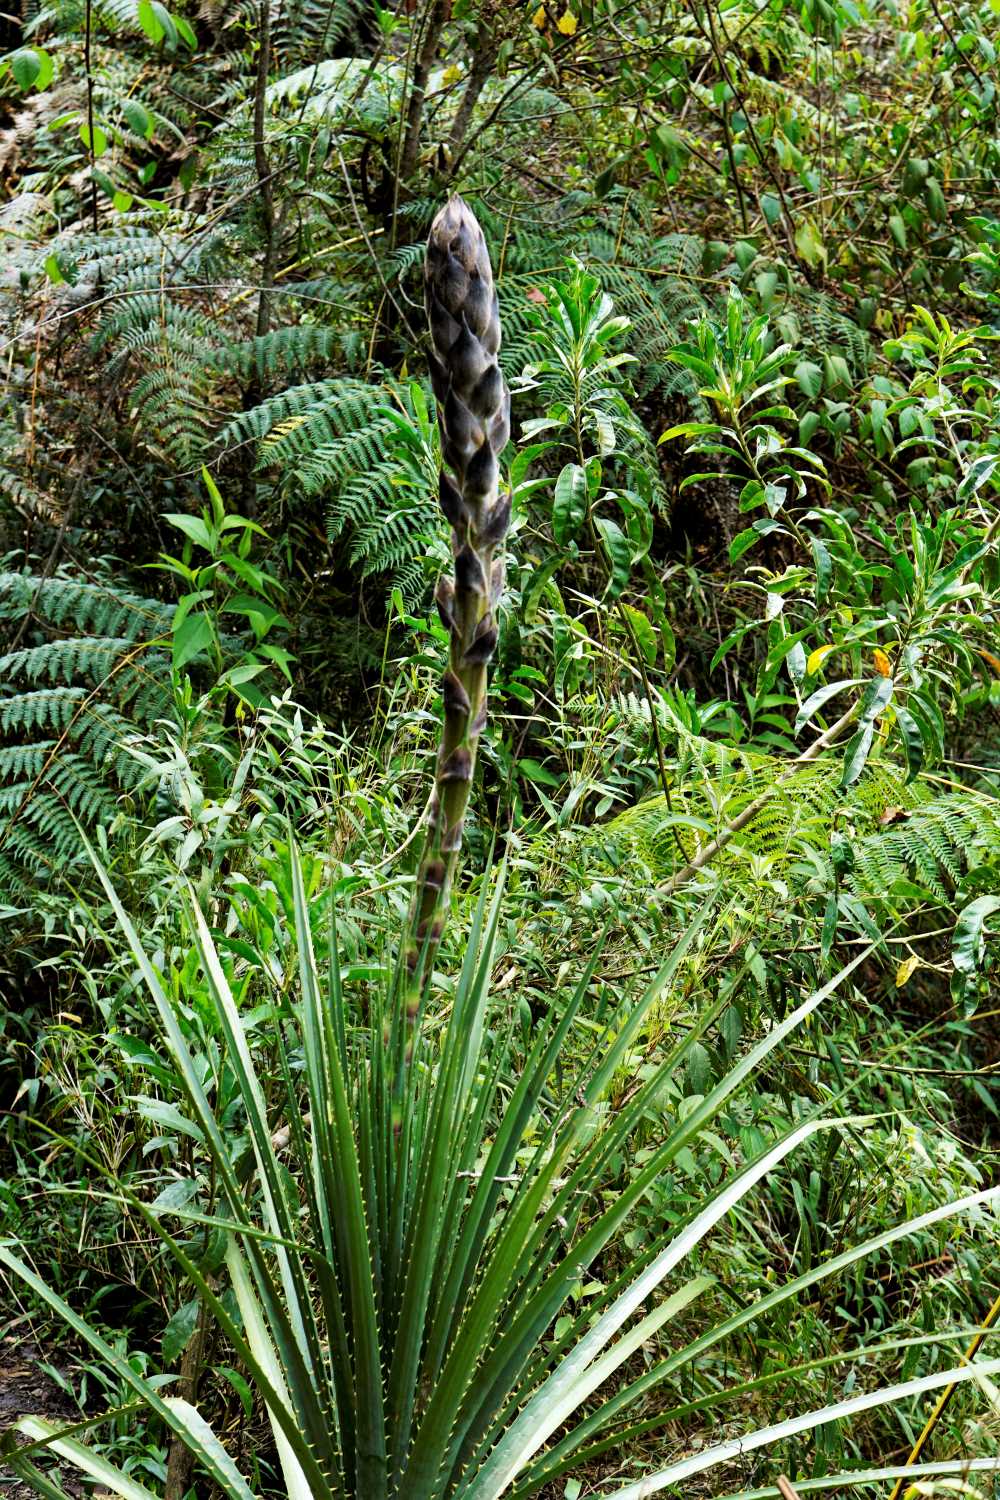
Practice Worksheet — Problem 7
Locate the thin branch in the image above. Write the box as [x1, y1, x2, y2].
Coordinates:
[656, 701, 861, 895]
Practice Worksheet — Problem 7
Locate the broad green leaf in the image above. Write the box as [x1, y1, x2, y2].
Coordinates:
[137, 0, 164, 38]
[957, 453, 998, 500]
[10, 47, 52, 90]
[79, 122, 108, 157]
[553, 463, 588, 546]
[172, 610, 215, 672]
[162, 1296, 199, 1363]
[620, 603, 657, 666]
[805, 643, 836, 676]
[810, 535, 832, 603]
[595, 516, 631, 597]
[122, 98, 154, 139]
[953, 894, 1000, 978]
[794, 359, 823, 398]
[794, 678, 863, 736]
[522, 554, 564, 622]
[840, 676, 893, 787]
[893, 702, 924, 780]
[794, 217, 826, 268]
[729, 527, 761, 563]
[165, 511, 214, 549]
[517, 756, 561, 787]
[137, 0, 176, 42]
[685, 1041, 711, 1095]
[174, 12, 197, 47]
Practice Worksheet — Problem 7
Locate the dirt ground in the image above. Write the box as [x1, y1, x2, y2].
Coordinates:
[0, 1328, 82, 1499]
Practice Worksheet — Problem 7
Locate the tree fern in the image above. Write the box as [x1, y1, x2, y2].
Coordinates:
[218, 375, 441, 599]
[602, 731, 999, 931]
[602, 739, 923, 871]
[848, 793, 1000, 903]
[0, 567, 174, 892]
[778, 288, 872, 384]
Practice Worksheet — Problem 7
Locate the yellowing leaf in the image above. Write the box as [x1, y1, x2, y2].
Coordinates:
[806, 643, 836, 676]
[978, 648, 1000, 677]
[896, 954, 920, 988]
[873, 648, 893, 677]
[442, 64, 462, 85]
[532, 5, 547, 28]
[556, 8, 578, 32]
[261, 413, 306, 451]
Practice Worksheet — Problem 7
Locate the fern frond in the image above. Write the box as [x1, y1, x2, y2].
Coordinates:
[212, 324, 339, 381]
[0, 568, 175, 895]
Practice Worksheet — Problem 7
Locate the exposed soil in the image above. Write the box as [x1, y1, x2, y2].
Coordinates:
[0, 1329, 82, 1498]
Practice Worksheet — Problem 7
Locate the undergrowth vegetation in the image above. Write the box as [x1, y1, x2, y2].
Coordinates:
[1, 0, 1000, 1496]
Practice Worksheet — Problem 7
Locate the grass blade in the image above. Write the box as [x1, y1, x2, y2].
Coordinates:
[602, 1355, 1000, 1496]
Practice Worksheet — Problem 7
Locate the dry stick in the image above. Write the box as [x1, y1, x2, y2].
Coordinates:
[446, 29, 499, 168]
[445, 0, 651, 182]
[332, 142, 420, 348]
[163, 1289, 215, 1500]
[699, 2, 796, 254]
[926, 0, 984, 85]
[655, 701, 861, 896]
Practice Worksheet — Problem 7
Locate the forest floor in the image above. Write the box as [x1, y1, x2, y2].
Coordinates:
[0, 1332, 81, 1498]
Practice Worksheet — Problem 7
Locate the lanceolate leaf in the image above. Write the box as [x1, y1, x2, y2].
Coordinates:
[840, 675, 893, 786]
[595, 516, 632, 596]
[953, 893, 1000, 977]
[893, 702, 924, 779]
[553, 463, 588, 545]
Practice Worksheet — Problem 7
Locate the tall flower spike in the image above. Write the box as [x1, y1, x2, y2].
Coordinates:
[406, 197, 511, 990]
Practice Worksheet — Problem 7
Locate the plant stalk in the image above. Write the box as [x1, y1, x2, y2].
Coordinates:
[405, 197, 510, 1003]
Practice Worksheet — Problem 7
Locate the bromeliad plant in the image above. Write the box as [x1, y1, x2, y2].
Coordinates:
[4, 203, 1000, 1500]
[406, 196, 511, 986]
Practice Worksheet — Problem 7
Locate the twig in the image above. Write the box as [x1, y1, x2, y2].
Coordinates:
[656, 701, 860, 895]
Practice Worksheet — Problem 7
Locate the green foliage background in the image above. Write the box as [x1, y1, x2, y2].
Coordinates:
[1, 0, 1000, 1494]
